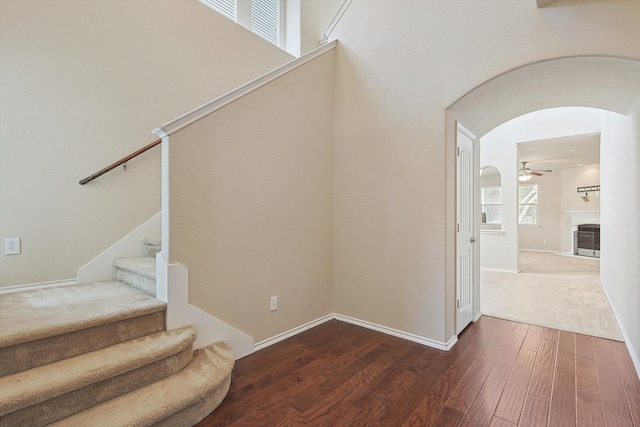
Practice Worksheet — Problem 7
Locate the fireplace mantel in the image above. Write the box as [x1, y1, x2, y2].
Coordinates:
[567, 210, 600, 225]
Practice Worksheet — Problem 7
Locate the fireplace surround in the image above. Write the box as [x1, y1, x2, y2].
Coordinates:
[567, 210, 600, 257]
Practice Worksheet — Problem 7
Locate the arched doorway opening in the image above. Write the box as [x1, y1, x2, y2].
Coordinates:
[445, 56, 640, 367]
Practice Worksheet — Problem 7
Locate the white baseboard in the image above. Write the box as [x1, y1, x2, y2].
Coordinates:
[253, 314, 334, 352]
[333, 313, 457, 351]
[481, 267, 519, 274]
[0, 279, 77, 295]
[252, 313, 458, 354]
[473, 311, 483, 322]
[601, 278, 640, 379]
[333, 313, 458, 351]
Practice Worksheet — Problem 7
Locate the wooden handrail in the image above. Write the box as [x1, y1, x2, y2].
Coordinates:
[79, 138, 162, 185]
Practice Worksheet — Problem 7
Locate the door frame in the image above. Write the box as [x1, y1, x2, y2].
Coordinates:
[455, 123, 479, 334]
[445, 113, 482, 344]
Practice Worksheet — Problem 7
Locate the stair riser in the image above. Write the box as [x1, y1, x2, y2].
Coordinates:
[154, 375, 232, 427]
[0, 311, 165, 377]
[115, 268, 156, 297]
[49, 343, 235, 427]
[1, 347, 193, 427]
[146, 245, 161, 258]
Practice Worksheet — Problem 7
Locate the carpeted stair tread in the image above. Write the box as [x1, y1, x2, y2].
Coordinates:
[0, 281, 165, 349]
[144, 236, 162, 257]
[144, 235, 162, 247]
[50, 342, 235, 427]
[0, 325, 197, 417]
[113, 256, 156, 279]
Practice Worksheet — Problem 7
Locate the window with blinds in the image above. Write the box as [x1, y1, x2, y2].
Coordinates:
[250, 0, 280, 46]
[199, 0, 282, 48]
[200, 0, 237, 21]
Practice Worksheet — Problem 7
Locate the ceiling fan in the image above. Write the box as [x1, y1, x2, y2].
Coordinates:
[519, 161, 552, 182]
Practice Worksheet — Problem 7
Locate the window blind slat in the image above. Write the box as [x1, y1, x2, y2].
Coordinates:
[250, 0, 280, 46]
[200, 0, 237, 21]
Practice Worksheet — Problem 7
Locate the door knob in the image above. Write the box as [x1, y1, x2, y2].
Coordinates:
[470, 237, 476, 243]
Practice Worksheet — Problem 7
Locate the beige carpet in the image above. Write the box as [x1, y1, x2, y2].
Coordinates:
[481, 251, 624, 341]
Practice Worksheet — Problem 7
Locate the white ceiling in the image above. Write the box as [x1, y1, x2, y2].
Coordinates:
[517, 132, 601, 172]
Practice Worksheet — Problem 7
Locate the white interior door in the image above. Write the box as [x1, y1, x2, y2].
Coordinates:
[456, 125, 475, 334]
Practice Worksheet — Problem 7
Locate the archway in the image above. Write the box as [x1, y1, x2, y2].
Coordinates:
[444, 56, 640, 350]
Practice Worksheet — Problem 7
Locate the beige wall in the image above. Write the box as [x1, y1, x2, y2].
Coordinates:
[300, 0, 344, 54]
[330, 0, 640, 343]
[169, 51, 335, 342]
[0, 0, 292, 287]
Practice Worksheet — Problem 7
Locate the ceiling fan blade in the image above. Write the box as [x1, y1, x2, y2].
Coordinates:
[532, 169, 553, 173]
[527, 171, 543, 176]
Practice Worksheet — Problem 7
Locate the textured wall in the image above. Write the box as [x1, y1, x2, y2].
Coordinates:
[169, 52, 335, 342]
[330, 0, 640, 343]
[0, 0, 292, 287]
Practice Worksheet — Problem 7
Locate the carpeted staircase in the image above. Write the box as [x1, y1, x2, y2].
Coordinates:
[0, 237, 234, 426]
[113, 235, 161, 297]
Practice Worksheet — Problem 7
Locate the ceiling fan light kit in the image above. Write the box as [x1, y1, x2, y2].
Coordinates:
[518, 161, 552, 182]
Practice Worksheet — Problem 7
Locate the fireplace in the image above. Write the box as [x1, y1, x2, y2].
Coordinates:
[567, 210, 600, 257]
[574, 224, 600, 258]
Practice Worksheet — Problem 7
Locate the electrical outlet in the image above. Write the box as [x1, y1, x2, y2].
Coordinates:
[543, 238, 547, 244]
[270, 296, 278, 312]
[5, 238, 21, 255]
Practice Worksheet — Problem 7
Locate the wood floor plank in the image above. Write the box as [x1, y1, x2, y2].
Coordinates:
[402, 320, 504, 426]
[287, 339, 419, 425]
[494, 349, 537, 424]
[445, 321, 517, 414]
[603, 410, 634, 427]
[611, 341, 640, 394]
[429, 315, 500, 373]
[431, 406, 465, 427]
[196, 318, 640, 427]
[490, 416, 517, 427]
[575, 333, 595, 359]
[519, 394, 550, 427]
[577, 399, 606, 427]
[624, 389, 640, 426]
[526, 330, 559, 399]
[290, 331, 390, 412]
[594, 339, 632, 420]
[548, 331, 577, 427]
[576, 354, 600, 404]
[459, 359, 518, 427]
[520, 324, 544, 352]
[458, 324, 526, 427]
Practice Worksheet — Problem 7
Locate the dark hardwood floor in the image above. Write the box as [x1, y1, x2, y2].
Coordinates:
[196, 317, 640, 426]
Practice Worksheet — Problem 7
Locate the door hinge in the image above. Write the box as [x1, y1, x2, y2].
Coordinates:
[457, 147, 461, 156]
[457, 223, 460, 233]
[457, 299, 460, 309]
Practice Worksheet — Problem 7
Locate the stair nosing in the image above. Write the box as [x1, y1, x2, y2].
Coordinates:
[0, 281, 165, 349]
[49, 342, 235, 427]
[0, 325, 197, 415]
[113, 256, 156, 279]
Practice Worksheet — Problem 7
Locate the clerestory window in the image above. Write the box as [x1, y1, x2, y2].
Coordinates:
[200, 0, 283, 47]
